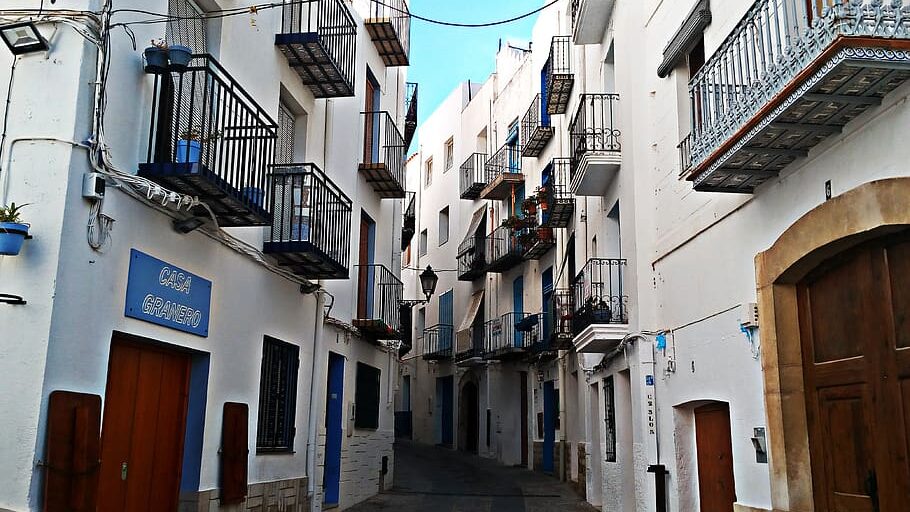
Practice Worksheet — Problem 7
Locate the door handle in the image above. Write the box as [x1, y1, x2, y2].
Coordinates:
[120, 461, 128, 481]
[864, 470, 879, 512]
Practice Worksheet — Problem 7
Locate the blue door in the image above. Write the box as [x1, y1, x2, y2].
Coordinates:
[438, 375, 454, 446]
[541, 60, 551, 127]
[439, 290, 453, 351]
[543, 380, 556, 473]
[323, 353, 345, 506]
[542, 267, 553, 346]
[507, 122, 520, 173]
[513, 276, 524, 348]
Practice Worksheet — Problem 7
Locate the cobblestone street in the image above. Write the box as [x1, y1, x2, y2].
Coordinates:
[347, 441, 596, 512]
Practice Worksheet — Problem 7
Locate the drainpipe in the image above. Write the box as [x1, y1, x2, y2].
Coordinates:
[306, 289, 327, 503]
[558, 350, 567, 482]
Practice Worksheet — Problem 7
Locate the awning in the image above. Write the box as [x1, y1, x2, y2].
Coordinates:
[656, 0, 711, 78]
[458, 205, 487, 254]
[456, 290, 485, 352]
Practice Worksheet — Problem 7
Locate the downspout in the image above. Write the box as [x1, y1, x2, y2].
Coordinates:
[307, 289, 327, 501]
[558, 350, 567, 481]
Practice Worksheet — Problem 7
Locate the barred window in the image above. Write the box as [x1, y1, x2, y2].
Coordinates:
[257, 337, 300, 452]
[604, 376, 616, 462]
[277, 103, 296, 165]
[166, 0, 207, 52]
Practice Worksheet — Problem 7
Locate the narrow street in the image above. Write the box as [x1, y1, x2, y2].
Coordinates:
[348, 441, 596, 512]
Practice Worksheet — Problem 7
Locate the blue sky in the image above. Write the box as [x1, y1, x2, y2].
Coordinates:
[407, 1, 540, 146]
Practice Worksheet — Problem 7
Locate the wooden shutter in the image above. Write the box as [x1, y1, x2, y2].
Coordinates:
[43, 391, 101, 512]
[221, 402, 249, 505]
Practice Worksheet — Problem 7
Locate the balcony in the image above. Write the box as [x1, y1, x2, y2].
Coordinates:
[264, 164, 352, 280]
[365, 0, 410, 67]
[457, 235, 487, 281]
[573, 258, 628, 353]
[480, 144, 524, 200]
[680, 1, 910, 193]
[571, 0, 614, 45]
[401, 191, 416, 251]
[520, 225, 556, 261]
[139, 54, 276, 227]
[541, 158, 574, 228]
[546, 36, 574, 114]
[550, 288, 576, 350]
[455, 323, 486, 367]
[422, 325, 454, 361]
[276, 0, 356, 98]
[569, 93, 621, 196]
[459, 153, 487, 200]
[520, 94, 554, 157]
[353, 264, 403, 341]
[483, 313, 538, 360]
[404, 82, 418, 151]
[360, 111, 406, 199]
[485, 225, 524, 273]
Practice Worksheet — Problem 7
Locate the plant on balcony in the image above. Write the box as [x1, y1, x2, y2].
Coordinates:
[176, 126, 220, 164]
[143, 39, 192, 74]
[517, 228, 539, 248]
[0, 202, 30, 256]
[537, 226, 553, 241]
[521, 195, 538, 216]
[500, 215, 526, 230]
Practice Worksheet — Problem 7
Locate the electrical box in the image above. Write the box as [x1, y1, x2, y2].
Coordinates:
[739, 302, 759, 328]
[82, 172, 105, 200]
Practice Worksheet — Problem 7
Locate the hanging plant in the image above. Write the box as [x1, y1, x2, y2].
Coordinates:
[0, 202, 31, 256]
[521, 195, 538, 216]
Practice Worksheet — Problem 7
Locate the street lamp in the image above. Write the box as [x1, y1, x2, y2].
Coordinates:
[0, 22, 48, 55]
[400, 265, 439, 306]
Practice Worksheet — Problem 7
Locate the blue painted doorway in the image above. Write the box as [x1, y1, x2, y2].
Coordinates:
[323, 353, 345, 506]
[542, 267, 553, 345]
[542, 380, 556, 473]
[439, 289, 454, 352]
[541, 60, 551, 127]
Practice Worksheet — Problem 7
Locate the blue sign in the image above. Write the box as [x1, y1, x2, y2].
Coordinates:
[125, 249, 212, 337]
[645, 375, 655, 386]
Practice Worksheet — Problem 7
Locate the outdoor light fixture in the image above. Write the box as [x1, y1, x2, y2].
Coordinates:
[0, 22, 49, 55]
[400, 266, 439, 306]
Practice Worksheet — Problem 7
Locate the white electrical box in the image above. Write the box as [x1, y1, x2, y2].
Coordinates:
[740, 302, 759, 328]
[82, 172, 106, 200]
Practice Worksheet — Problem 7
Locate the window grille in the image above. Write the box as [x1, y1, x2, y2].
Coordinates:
[257, 337, 300, 452]
[604, 376, 616, 462]
[277, 103, 296, 165]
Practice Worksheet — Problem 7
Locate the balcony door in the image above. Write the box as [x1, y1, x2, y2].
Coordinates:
[540, 60, 551, 127]
[363, 70, 382, 163]
[507, 120, 519, 173]
[357, 212, 376, 319]
[542, 267, 553, 343]
[513, 276, 524, 348]
[439, 289, 453, 351]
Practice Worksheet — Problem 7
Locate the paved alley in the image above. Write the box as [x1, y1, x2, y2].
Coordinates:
[347, 441, 596, 512]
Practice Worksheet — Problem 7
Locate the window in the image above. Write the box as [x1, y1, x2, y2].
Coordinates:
[444, 138, 454, 171]
[417, 307, 426, 338]
[354, 362, 381, 429]
[419, 229, 428, 256]
[439, 206, 449, 246]
[425, 157, 433, 187]
[257, 336, 300, 452]
[277, 102, 296, 165]
[604, 376, 616, 462]
[687, 37, 705, 80]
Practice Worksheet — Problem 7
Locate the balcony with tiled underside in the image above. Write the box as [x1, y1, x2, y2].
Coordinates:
[521, 94, 554, 157]
[422, 325, 454, 361]
[360, 111, 406, 199]
[546, 36, 575, 114]
[364, 0, 411, 67]
[480, 144, 524, 200]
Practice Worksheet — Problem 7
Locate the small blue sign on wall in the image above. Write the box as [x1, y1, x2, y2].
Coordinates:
[645, 375, 655, 386]
[125, 249, 212, 337]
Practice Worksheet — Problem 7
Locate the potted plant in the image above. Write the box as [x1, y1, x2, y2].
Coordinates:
[176, 127, 219, 164]
[521, 196, 538, 216]
[537, 226, 553, 241]
[167, 44, 193, 71]
[500, 215, 525, 230]
[144, 39, 169, 74]
[517, 229, 538, 249]
[0, 203, 30, 256]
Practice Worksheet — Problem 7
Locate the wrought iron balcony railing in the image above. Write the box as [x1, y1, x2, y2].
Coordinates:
[541, 158, 574, 228]
[139, 54, 277, 227]
[480, 143, 524, 200]
[570, 93, 621, 167]
[573, 258, 628, 334]
[521, 94, 554, 157]
[404, 82, 418, 151]
[353, 264, 404, 341]
[276, 0, 356, 98]
[550, 288, 575, 350]
[459, 152, 487, 200]
[484, 312, 538, 359]
[401, 191, 416, 251]
[485, 225, 524, 273]
[457, 235, 487, 281]
[546, 36, 574, 114]
[682, 0, 910, 192]
[423, 324, 454, 361]
[521, 225, 556, 261]
[365, 0, 411, 67]
[360, 111, 406, 199]
[264, 163, 352, 279]
[455, 320, 487, 364]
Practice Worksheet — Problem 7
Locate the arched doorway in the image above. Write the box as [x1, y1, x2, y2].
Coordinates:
[756, 178, 910, 511]
[459, 380, 479, 453]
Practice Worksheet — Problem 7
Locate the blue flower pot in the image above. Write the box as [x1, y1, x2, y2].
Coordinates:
[168, 45, 193, 72]
[0, 222, 29, 256]
[176, 139, 201, 163]
[143, 46, 168, 74]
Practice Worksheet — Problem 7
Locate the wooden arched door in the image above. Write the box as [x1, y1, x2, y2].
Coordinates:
[798, 232, 910, 511]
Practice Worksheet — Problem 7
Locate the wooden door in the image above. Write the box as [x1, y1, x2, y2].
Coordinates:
[97, 339, 191, 512]
[520, 372, 529, 466]
[357, 214, 375, 319]
[695, 403, 736, 512]
[363, 74, 380, 163]
[798, 234, 910, 512]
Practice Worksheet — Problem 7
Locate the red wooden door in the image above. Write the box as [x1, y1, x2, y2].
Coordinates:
[798, 234, 910, 511]
[364, 78, 377, 162]
[97, 339, 191, 512]
[695, 402, 736, 512]
[357, 215, 373, 319]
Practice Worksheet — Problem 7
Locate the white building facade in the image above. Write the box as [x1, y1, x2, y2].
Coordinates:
[0, 0, 415, 510]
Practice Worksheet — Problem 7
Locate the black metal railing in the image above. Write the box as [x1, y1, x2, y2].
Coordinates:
[355, 264, 404, 334]
[266, 163, 352, 273]
[143, 54, 277, 225]
[549, 35, 572, 78]
[521, 94, 553, 157]
[457, 235, 487, 281]
[460, 152, 487, 199]
[361, 111, 406, 191]
[573, 258, 628, 334]
[485, 143, 522, 182]
[570, 0, 580, 30]
[484, 312, 538, 357]
[546, 36, 574, 115]
[678, 133, 693, 177]
[485, 225, 523, 271]
[404, 82, 418, 150]
[423, 324, 454, 359]
[401, 191, 416, 251]
[551, 288, 575, 348]
[569, 93, 621, 168]
[367, 0, 410, 59]
[541, 158, 574, 228]
[279, 0, 356, 96]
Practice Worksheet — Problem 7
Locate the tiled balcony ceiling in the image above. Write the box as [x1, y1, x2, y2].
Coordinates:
[404, 82, 418, 151]
[681, 1, 910, 193]
[521, 94, 554, 158]
[360, 111, 407, 199]
[364, 0, 411, 67]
